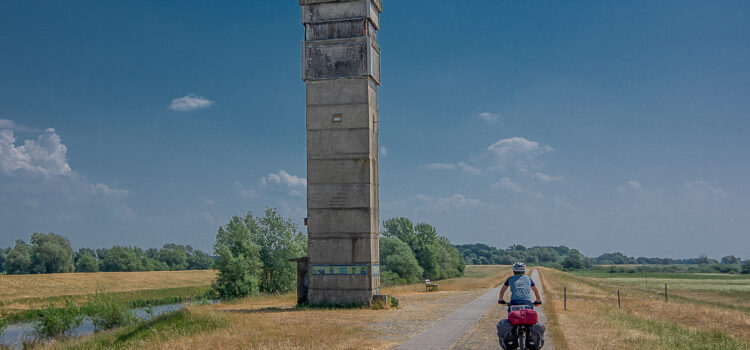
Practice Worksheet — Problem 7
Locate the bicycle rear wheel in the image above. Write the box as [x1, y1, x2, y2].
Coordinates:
[518, 331, 526, 350]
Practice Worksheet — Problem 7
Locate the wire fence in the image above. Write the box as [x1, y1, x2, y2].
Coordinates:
[553, 284, 669, 310]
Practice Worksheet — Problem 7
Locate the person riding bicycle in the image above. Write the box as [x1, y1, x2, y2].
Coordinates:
[498, 262, 542, 311]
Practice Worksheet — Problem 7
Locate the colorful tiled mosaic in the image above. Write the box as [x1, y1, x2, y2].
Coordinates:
[311, 264, 379, 276]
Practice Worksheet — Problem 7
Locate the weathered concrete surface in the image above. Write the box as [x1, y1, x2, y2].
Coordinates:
[393, 270, 554, 350]
[449, 270, 555, 350]
[394, 286, 502, 350]
[301, 0, 382, 305]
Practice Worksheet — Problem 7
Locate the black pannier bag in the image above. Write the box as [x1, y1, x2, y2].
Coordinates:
[526, 323, 546, 350]
[497, 319, 519, 350]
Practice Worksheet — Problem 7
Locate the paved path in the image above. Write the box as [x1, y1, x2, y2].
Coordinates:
[395, 286, 501, 350]
[397, 270, 553, 350]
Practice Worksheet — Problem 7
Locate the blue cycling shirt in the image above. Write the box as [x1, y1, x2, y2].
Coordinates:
[504, 275, 535, 302]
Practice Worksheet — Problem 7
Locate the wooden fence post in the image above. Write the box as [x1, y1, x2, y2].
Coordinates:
[617, 289, 621, 309]
[665, 284, 668, 303]
[564, 286, 567, 311]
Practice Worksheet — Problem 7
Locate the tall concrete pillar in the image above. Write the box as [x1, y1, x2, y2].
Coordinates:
[299, 0, 382, 305]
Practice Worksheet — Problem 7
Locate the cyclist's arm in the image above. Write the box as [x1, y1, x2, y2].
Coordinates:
[498, 285, 508, 302]
[531, 285, 542, 302]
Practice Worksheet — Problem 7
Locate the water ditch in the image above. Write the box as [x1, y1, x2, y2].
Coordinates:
[0, 302, 194, 349]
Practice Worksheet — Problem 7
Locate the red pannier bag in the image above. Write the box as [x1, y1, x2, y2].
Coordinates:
[508, 309, 538, 325]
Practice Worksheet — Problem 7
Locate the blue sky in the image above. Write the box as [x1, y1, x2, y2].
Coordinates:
[1, 1, 748, 259]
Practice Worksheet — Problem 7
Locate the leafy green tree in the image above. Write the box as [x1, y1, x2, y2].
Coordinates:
[382, 218, 463, 280]
[382, 217, 416, 246]
[99, 246, 142, 272]
[158, 244, 189, 270]
[413, 222, 441, 279]
[697, 255, 714, 265]
[141, 257, 169, 271]
[30, 233, 75, 274]
[212, 215, 262, 298]
[562, 249, 585, 270]
[252, 208, 307, 294]
[379, 237, 423, 285]
[742, 260, 750, 274]
[5, 240, 33, 274]
[0, 248, 6, 273]
[436, 236, 464, 279]
[721, 255, 740, 265]
[187, 250, 214, 270]
[75, 253, 99, 272]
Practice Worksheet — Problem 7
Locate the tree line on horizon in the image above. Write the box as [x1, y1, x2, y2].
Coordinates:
[0, 233, 214, 275]
[455, 243, 750, 274]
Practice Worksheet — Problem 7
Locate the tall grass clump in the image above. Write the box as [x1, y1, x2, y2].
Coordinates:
[83, 291, 137, 331]
[0, 314, 8, 335]
[33, 300, 84, 339]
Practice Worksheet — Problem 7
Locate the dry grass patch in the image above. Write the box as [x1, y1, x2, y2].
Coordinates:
[539, 267, 749, 349]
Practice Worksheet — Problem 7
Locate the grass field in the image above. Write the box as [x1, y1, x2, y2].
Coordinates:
[540, 268, 750, 349]
[0, 270, 216, 320]
[40, 265, 510, 350]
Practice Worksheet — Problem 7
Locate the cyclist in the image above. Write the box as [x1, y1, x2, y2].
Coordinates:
[498, 262, 542, 310]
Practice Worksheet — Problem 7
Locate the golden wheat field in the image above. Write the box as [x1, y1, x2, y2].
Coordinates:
[0, 270, 216, 312]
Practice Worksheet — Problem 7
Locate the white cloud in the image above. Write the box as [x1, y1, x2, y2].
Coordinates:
[533, 172, 563, 183]
[262, 170, 307, 188]
[0, 128, 72, 176]
[169, 94, 214, 111]
[90, 183, 129, 196]
[426, 162, 481, 175]
[379, 146, 388, 156]
[683, 181, 728, 202]
[234, 181, 258, 198]
[197, 196, 216, 206]
[0, 127, 129, 198]
[427, 163, 456, 170]
[492, 177, 523, 193]
[617, 180, 643, 194]
[486, 137, 553, 171]
[477, 112, 500, 123]
[415, 193, 485, 211]
[0, 119, 35, 132]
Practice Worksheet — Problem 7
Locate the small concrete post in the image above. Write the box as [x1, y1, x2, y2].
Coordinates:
[299, 0, 383, 305]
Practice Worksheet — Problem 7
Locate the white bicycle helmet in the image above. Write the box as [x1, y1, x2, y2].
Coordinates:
[512, 262, 527, 273]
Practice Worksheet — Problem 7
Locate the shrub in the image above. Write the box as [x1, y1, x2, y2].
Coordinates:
[83, 291, 136, 331]
[33, 300, 84, 338]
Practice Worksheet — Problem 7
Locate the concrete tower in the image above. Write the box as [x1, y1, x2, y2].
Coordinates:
[300, 0, 382, 305]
